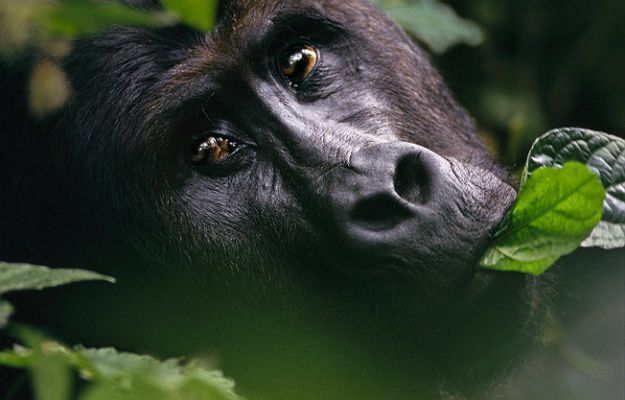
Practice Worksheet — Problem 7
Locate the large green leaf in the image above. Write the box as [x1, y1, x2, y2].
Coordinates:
[162, 0, 217, 32]
[372, 0, 483, 53]
[525, 128, 625, 249]
[479, 162, 605, 275]
[0, 262, 114, 295]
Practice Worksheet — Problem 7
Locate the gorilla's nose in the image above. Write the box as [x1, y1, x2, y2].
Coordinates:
[347, 143, 435, 231]
[326, 141, 512, 256]
[332, 142, 443, 234]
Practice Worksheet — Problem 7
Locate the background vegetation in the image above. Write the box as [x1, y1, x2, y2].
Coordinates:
[435, 0, 625, 165]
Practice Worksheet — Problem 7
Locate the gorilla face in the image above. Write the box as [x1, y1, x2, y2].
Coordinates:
[2, 0, 516, 334]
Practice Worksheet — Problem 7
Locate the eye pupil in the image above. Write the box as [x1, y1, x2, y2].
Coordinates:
[191, 136, 238, 165]
[281, 45, 318, 86]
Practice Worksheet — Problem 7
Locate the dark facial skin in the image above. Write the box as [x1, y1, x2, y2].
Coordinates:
[0, 0, 540, 398]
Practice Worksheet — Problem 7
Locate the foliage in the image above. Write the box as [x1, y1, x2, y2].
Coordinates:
[480, 128, 624, 274]
[525, 129, 625, 249]
[42, 1, 176, 38]
[0, 337, 241, 400]
[372, 0, 483, 53]
[0, 0, 216, 58]
[437, 0, 625, 164]
[0, 263, 241, 400]
[161, 0, 216, 32]
[0, 262, 114, 295]
[0, 262, 114, 329]
[479, 162, 604, 274]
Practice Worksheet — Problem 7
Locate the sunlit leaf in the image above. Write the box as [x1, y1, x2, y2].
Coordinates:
[161, 0, 217, 32]
[479, 162, 604, 274]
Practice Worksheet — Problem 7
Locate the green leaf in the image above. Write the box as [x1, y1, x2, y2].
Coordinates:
[372, 0, 483, 53]
[161, 0, 217, 32]
[0, 345, 35, 368]
[0, 262, 115, 295]
[479, 162, 605, 275]
[0, 342, 241, 400]
[3, 327, 74, 400]
[525, 128, 625, 249]
[0, 300, 14, 329]
[32, 343, 73, 400]
[42, 1, 176, 38]
[76, 347, 239, 400]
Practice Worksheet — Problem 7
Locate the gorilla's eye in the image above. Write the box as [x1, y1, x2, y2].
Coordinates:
[279, 45, 319, 86]
[191, 136, 239, 165]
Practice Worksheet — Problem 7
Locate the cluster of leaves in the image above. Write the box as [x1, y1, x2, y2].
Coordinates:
[0, 0, 219, 116]
[0, 263, 241, 400]
[479, 128, 625, 274]
[0, 0, 216, 58]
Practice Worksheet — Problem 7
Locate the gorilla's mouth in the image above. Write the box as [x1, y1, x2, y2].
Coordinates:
[323, 147, 515, 269]
[302, 148, 517, 326]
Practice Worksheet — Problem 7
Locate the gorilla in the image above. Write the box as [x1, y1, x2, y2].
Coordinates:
[0, 0, 575, 399]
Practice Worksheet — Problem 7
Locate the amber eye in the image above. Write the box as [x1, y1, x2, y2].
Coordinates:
[191, 136, 239, 165]
[280, 45, 319, 86]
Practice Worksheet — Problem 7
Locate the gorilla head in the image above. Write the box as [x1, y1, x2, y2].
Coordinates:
[1, 0, 534, 397]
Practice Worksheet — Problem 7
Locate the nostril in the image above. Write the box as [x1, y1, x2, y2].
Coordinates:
[394, 153, 431, 205]
[350, 192, 413, 231]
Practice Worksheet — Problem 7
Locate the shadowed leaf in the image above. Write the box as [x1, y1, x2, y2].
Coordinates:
[372, 0, 483, 53]
[0, 262, 114, 295]
[525, 128, 625, 249]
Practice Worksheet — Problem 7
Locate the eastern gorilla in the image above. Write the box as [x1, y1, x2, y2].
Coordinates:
[1, 0, 552, 398]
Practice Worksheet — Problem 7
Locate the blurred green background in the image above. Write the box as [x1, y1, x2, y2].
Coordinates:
[433, 0, 625, 165]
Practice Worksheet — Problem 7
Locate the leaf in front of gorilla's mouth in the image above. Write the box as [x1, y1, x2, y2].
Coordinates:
[524, 128, 625, 249]
[479, 162, 605, 275]
[479, 127, 625, 275]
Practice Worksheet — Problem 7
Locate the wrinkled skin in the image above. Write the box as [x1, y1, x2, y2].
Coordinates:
[1, 0, 545, 398]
